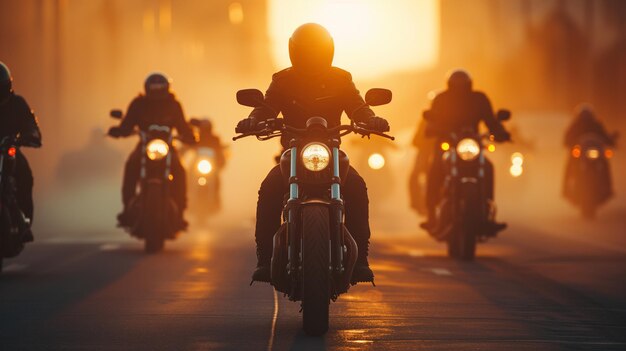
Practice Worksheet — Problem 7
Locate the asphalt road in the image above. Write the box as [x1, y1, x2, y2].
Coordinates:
[1, 213, 625, 351]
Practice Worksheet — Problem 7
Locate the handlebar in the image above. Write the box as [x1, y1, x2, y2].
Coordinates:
[233, 120, 394, 142]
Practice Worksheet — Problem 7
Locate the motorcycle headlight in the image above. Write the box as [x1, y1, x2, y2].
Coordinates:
[197, 159, 213, 175]
[368, 153, 385, 170]
[196, 160, 213, 174]
[586, 148, 600, 159]
[146, 139, 169, 160]
[301, 143, 330, 172]
[511, 152, 524, 166]
[456, 138, 480, 161]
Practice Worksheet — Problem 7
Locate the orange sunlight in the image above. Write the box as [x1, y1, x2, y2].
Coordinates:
[267, 0, 440, 79]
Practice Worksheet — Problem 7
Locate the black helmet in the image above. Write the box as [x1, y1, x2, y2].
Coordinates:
[574, 103, 595, 122]
[289, 23, 334, 74]
[0, 62, 13, 102]
[144, 72, 171, 98]
[446, 69, 472, 91]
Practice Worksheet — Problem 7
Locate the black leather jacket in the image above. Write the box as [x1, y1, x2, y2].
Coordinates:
[117, 93, 195, 144]
[249, 67, 375, 148]
[426, 89, 507, 140]
[0, 93, 42, 146]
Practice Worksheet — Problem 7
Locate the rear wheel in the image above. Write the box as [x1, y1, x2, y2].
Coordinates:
[301, 205, 330, 336]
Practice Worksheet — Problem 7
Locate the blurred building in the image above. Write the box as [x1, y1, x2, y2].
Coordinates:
[438, 0, 625, 123]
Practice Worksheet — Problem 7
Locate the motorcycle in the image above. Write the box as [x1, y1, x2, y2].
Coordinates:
[564, 133, 615, 218]
[109, 110, 182, 253]
[347, 136, 397, 206]
[234, 88, 394, 336]
[425, 109, 511, 260]
[185, 118, 223, 216]
[0, 137, 34, 273]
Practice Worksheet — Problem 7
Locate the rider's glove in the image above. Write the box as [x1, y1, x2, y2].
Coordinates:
[108, 126, 123, 138]
[367, 116, 390, 132]
[493, 129, 511, 142]
[235, 117, 258, 134]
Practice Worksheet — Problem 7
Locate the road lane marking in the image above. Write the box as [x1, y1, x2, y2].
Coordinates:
[408, 249, 424, 257]
[424, 268, 453, 276]
[267, 289, 278, 351]
[2, 263, 28, 272]
[99, 244, 121, 251]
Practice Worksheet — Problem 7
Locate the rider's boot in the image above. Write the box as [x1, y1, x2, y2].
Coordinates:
[351, 238, 374, 284]
[116, 207, 133, 227]
[420, 207, 437, 232]
[251, 242, 271, 283]
[484, 221, 507, 237]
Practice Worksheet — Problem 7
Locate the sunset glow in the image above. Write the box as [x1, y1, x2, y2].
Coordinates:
[268, 0, 440, 79]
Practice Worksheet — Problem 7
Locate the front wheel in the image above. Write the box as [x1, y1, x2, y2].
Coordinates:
[581, 204, 597, 220]
[143, 184, 166, 254]
[447, 186, 479, 261]
[451, 228, 476, 261]
[301, 205, 330, 336]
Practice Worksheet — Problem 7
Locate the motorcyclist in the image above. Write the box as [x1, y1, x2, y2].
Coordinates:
[193, 118, 226, 170]
[409, 116, 435, 215]
[563, 104, 616, 197]
[236, 23, 390, 284]
[108, 73, 196, 228]
[564, 104, 615, 148]
[421, 69, 510, 233]
[0, 62, 42, 241]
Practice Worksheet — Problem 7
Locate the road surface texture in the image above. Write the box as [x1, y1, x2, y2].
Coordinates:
[1, 212, 625, 350]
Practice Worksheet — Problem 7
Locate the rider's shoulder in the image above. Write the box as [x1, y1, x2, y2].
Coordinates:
[328, 67, 353, 81]
[10, 94, 27, 106]
[272, 68, 295, 82]
[471, 90, 490, 101]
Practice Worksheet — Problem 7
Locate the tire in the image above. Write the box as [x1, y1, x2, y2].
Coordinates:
[448, 186, 478, 261]
[581, 204, 596, 220]
[457, 227, 476, 261]
[143, 184, 165, 254]
[301, 205, 331, 336]
[447, 236, 460, 258]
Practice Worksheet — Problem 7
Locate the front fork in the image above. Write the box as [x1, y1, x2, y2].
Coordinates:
[285, 144, 345, 278]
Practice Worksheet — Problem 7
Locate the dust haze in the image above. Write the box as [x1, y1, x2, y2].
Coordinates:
[0, 0, 623, 239]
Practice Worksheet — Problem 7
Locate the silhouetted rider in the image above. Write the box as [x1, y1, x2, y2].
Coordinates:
[422, 70, 509, 232]
[193, 118, 226, 170]
[563, 104, 616, 197]
[564, 104, 615, 148]
[236, 23, 389, 284]
[108, 73, 195, 228]
[0, 62, 42, 241]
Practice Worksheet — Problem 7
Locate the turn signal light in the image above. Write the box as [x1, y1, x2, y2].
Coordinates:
[605, 149, 614, 159]
[571, 145, 581, 158]
[7, 147, 16, 157]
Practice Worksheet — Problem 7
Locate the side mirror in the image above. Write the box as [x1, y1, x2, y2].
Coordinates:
[365, 88, 392, 106]
[110, 109, 123, 119]
[190, 118, 201, 127]
[237, 89, 264, 108]
[496, 109, 511, 121]
[422, 110, 433, 121]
